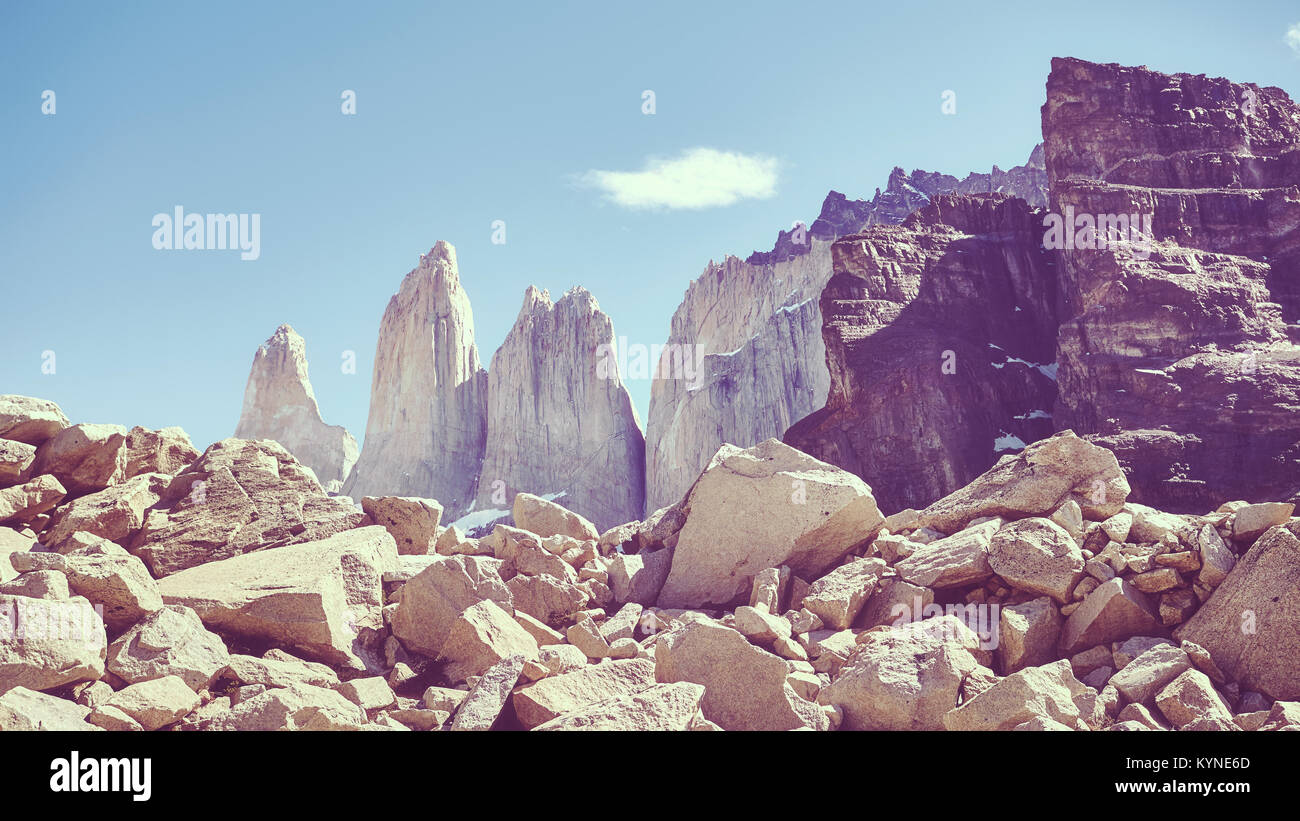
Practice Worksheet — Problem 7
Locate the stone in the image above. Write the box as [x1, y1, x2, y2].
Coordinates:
[988, 518, 1084, 603]
[607, 548, 672, 605]
[535, 682, 707, 731]
[477, 287, 647, 534]
[537, 644, 588, 676]
[801, 558, 886, 629]
[227, 652, 339, 689]
[914, 432, 1129, 533]
[1070, 645, 1114, 678]
[566, 617, 611, 660]
[31, 423, 129, 496]
[0, 686, 97, 730]
[0, 593, 106, 694]
[512, 658, 656, 729]
[657, 439, 882, 609]
[1100, 512, 1133, 544]
[122, 426, 200, 479]
[129, 438, 366, 576]
[506, 574, 588, 626]
[58, 539, 163, 631]
[87, 704, 144, 731]
[1109, 644, 1192, 705]
[942, 659, 1097, 730]
[44, 473, 170, 551]
[655, 618, 828, 731]
[1155, 668, 1233, 729]
[362, 495, 442, 555]
[159, 525, 396, 669]
[336, 676, 397, 712]
[1113, 636, 1175, 670]
[858, 579, 933, 630]
[0, 439, 34, 487]
[514, 610, 565, 645]
[1175, 520, 1300, 700]
[1232, 502, 1294, 542]
[0, 474, 66, 524]
[389, 554, 510, 660]
[105, 604, 230, 691]
[422, 686, 469, 714]
[733, 605, 792, 643]
[0, 569, 69, 600]
[895, 520, 997, 589]
[1194, 525, 1236, 589]
[216, 682, 367, 731]
[599, 603, 643, 643]
[0, 396, 71, 446]
[819, 616, 993, 731]
[998, 596, 1063, 674]
[1058, 578, 1164, 655]
[1180, 640, 1227, 685]
[343, 243, 489, 519]
[449, 653, 525, 731]
[440, 599, 539, 683]
[1130, 568, 1183, 594]
[234, 324, 358, 491]
[100, 675, 199, 731]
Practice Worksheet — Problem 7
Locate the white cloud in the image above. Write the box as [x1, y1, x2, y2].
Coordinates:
[580, 148, 778, 210]
[1287, 22, 1300, 55]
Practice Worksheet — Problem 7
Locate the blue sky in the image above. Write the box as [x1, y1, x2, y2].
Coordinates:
[3, 0, 1299, 453]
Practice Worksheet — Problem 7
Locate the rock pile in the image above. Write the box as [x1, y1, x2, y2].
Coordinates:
[3, 395, 1296, 731]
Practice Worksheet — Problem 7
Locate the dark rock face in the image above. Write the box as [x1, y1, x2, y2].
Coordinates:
[787, 57, 1300, 513]
[785, 194, 1060, 513]
[1044, 57, 1300, 510]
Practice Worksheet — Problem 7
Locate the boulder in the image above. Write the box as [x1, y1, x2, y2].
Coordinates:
[801, 558, 886, 630]
[122, 426, 200, 478]
[100, 675, 200, 731]
[1175, 520, 1300, 700]
[362, 496, 443, 555]
[0, 474, 65, 524]
[439, 599, 540, 683]
[942, 659, 1097, 730]
[1155, 668, 1233, 729]
[0, 396, 70, 446]
[534, 682, 707, 731]
[987, 518, 1084, 603]
[512, 493, 599, 541]
[216, 682, 368, 731]
[895, 520, 997, 589]
[512, 658, 656, 729]
[226, 651, 339, 689]
[57, 539, 164, 631]
[0, 593, 106, 694]
[1108, 643, 1192, 705]
[607, 548, 672, 605]
[158, 525, 396, 669]
[390, 554, 511, 659]
[1058, 578, 1164, 655]
[449, 653, 526, 731]
[998, 596, 1063, 674]
[31, 423, 129, 496]
[1232, 502, 1294, 542]
[0, 439, 34, 487]
[43, 472, 170, 550]
[106, 604, 230, 691]
[654, 618, 829, 731]
[0, 686, 97, 730]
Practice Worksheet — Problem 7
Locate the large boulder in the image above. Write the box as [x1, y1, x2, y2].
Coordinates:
[657, 439, 883, 609]
[31, 423, 130, 496]
[942, 659, 1098, 730]
[390, 554, 511, 659]
[0, 474, 65, 524]
[1059, 577, 1164, 655]
[1175, 520, 1300, 700]
[43, 472, 170, 550]
[0, 396, 70, 446]
[535, 682, 707, 731]
[915, 431, 1129, 533]
[0, 686, 97, 730]
[987, 517, 1084, 604]
[128, 438, 366, 577]
[157, 525, 397, 670]
[362, 496, 442, 555]
[56, 539, 164, 631]
[818, 616, 992, 730]
[654, 618, 829, 731]
[0, 593, 106, 694]
[106, 604, 231, 691]
[513, 658, 657, 729]
[0, 439, 35, 487]
[511, 493, 599, 542]
[123, 426, 200, 478]
[439, 599, 539, 683]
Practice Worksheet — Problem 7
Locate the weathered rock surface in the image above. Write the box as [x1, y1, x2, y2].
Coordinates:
[476, 287, 645, 533]
[943, 659, 1097, 730]
[343, 242, 489, 518]
[513, 658, 656, 729]
[534, 682, 707, 731]
[390, 554, 511, 660]
[235, 324, 358, 492]
[657, 439, 882, 608]
[31, 423, 129, 496]
[158, 525, 396, 669]
[0, 686, 96, 730]
[129, 438, 365, 577]
[0, 396, 71, 446]
[0, 594, 106, 694]
[44, 472, 169, 550]
[362, 495, 442, 555]
[106, 604, 230, 691]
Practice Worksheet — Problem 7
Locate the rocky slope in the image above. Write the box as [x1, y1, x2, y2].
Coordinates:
[342, 242, 490, 517]
[4, 394, 1296, 732]
[474, 287, 645, 533]
[234, 324, 358, 493]
[645, 147, 1049, 512]
[1043, 57, 1300, 510]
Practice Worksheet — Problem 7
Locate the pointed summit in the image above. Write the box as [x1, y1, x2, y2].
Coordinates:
[234, 323, 358, 492]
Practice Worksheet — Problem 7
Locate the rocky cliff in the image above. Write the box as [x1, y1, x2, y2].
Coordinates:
[234, 324, 358, 493]
[1043, 57, 1300, 510]
[785, 194, 1060, 513]
[645, 148, 1049, 512]
[342, 242, 489, 516]
[474, 286, 646, 532]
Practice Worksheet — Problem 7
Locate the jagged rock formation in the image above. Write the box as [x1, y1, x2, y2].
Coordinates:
[784, 194, 1060, 513]
[645, 147, 1048, 512]
[1043, 57, 1300, 510]
[342, 242, 489, 517]
[474, 287, 645, 532]
[234, 324, 358, 492]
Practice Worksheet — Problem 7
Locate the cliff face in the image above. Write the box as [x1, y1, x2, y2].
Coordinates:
[234, 324, 358, 492]
[784, 194, 1060, 513]
[474, 286, 646, 532]
[342, 242, 489, 516]
[645, 149, 1049, 511]
[1044, 57, 1300, 509]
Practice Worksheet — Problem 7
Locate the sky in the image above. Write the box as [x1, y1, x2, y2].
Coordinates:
[2, 0, 1299, 453]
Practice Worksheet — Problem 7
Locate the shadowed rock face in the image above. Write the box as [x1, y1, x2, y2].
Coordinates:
[235, 324, 358, 493]
[342, 242, 489, 517]
[475, 286, 645, 532]
[1044, 57, 1300, 510]
[644, 150, 1049, 513]
[785, 194, 1061, 513]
